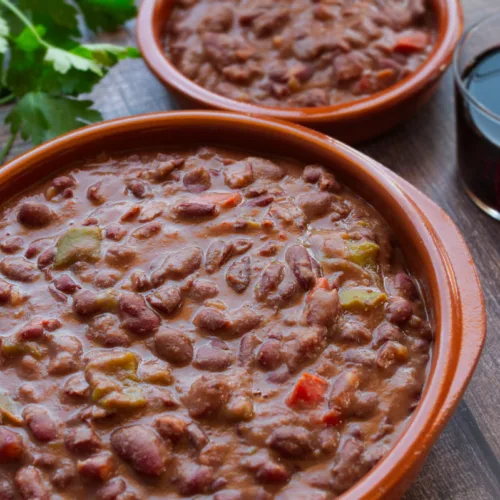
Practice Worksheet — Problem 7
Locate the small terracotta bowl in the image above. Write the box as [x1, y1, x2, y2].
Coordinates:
[137, 0, 463, 143]
[0, 112, 485, 498]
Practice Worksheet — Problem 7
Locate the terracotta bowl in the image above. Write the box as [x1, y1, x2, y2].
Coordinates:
[0, 112, 485, 498]
[137, 0, 463, 143]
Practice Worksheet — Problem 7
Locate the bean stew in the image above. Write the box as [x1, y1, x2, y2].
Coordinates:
[0, 147, 433, 499]
[165, 0, 437, 108]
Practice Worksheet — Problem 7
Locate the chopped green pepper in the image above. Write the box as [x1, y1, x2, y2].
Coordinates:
[86, 350, 146, 411]
[140, 365, 173, 386]
[86, 350, 139, 375]
[55, 226, 102, 268]
[224, 395, 254, 421]
[99, 385, 147, 410]
[1, 337, 47, 359]
[90, 375, 122, 402]
[339, 287, 387, 312]
[95, 290, 119, 313]
[0, 393, 23, 426]
[347, 240, 380, 268]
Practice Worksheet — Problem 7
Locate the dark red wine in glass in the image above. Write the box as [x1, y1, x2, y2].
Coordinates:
[455, 47, 500, 218]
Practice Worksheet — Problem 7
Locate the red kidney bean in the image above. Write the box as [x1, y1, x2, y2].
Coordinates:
[154, 327, 194, 365]
[193, 308, 230, 332]
[188, 278, 219, 302]
[23, 405, 58, 443]
[151, 246, 203, 286]
[173, 199, 219, 218]
[77, 453, 115, 481]
[126, 179, 151, 199]
[105, 246, 137, 267]
[226, 256, 251, 293]
[64, 425, 102, 455]
[95, 478, 127, 500]
[266, 426, 313, 458]
[205, 240, 233, 274]
[17, 202, 53, 228]
[285, 244, 321, 290]
[183, 375, 230, 418]
[0, 236, 24, 254]
[176, 463, 215, 495]
[194, 339, 233, 372]
[183, 167, 212, 193]
[147, 286, 183, 315]
[0, 258, 39, 282]
[296, 191, 334, 220]
[118, 292, 161, 336]
[0, 428, 24, 463]
[53, 274, 80, 294]
[111, 425, 167, 476]
[63, 374, 90, 399]
[154, 415, 188, 444]
[330, 438, 369, 494]
[256, 339, 282, 370]
[303, 282, 339, 328]
[385, 297, 413, 324]
[15, 466, 50, 500]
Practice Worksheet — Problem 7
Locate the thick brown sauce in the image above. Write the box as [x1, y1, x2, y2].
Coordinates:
[165, 0, 437, 108]
[0, 147, 432, 499]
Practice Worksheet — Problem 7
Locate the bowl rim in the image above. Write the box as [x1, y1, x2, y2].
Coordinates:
[0, 111, 482, 499]
[137, 0, 463, 123]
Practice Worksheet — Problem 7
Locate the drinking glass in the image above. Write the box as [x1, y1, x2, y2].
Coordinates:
[454, 12, 500, 220]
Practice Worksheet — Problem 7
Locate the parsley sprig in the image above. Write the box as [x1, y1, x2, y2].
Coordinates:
[0, 0, 139, 162]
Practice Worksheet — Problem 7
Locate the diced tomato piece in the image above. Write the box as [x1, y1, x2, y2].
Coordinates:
[286, 372, 329, 409]
[394, 32, 429, 53]
[322, 408, 343, 427]
[352, 74, 376, 95]
[314, 278, 330, 291]
[376, 68, 396, 86]
[201, 192, 242, 208]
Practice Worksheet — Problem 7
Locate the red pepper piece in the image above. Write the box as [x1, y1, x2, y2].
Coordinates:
[394, 32, 429, 53]
[322, 408, 343, 427]
[286, 372, 329, 409]
[201, 192, 242, 208]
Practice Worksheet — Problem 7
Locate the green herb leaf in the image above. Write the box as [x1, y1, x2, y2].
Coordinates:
[6, 44, 45, 96]
[0, 15, 9, 54]
[0, 15, 9, 88]
[0, 0, 140, 160]
[45, 46, 102, 75]
[76, 43, 140, 66]
[18, 0, 80, 46]
[39, 65, 102, 96]
[75, 0, 137, 33]
[6, 91, 102, 145]
[14, 24, 44, 52]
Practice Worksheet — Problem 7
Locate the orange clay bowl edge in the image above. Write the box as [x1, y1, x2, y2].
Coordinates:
[0, 111, 485, 499]
[136, 0, 463, 143]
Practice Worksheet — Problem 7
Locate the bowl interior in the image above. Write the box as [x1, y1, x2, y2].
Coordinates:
[138, 0, 462, 122]
[0, 113, 442, 296]
[0, 112, 456, 498]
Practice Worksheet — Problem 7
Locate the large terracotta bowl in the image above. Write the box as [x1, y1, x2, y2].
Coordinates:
[0, 112, 485, 498]
[137, 0, 463, 143]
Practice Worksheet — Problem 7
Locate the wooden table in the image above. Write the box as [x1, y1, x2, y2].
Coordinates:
[1, 1, 499, 498]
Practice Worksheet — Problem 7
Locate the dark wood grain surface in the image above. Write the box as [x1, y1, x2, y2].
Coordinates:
[0, 1, 499, 498]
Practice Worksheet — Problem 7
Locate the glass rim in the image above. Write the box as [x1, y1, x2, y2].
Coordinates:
[453, 11, 500, 122]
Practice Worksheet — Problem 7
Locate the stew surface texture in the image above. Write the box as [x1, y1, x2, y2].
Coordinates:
[165, 0, 437, 108]
[0, 148, 433, 499]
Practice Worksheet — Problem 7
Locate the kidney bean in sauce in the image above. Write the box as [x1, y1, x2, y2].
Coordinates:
[0, 146, 432, 499]
[165, 0, 437, 108]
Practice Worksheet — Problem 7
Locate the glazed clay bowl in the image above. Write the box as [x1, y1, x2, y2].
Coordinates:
[0, 112, 485, 498]
[137, 0, 463, 143]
